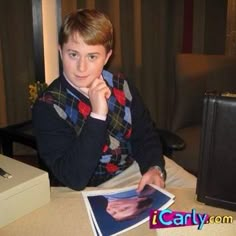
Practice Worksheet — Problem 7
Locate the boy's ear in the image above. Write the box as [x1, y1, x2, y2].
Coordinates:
[104, 50, 112, 65]
[58, 45, 62, 59]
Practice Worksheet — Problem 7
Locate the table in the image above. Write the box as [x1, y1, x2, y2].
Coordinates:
[0, 187, 235, 236]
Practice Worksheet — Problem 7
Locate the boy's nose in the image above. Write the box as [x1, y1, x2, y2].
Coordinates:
[77, 58, 87, 72]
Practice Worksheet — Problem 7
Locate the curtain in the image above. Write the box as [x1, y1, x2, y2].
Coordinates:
[0, 0, 185, 128]
[62, 0, 185, 128]
[0, 0, 35, 126]
[226, 0, 236, 55]
[0, 38, 7, 127]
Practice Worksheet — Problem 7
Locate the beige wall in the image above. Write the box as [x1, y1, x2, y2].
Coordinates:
[42, 0, 59, 84]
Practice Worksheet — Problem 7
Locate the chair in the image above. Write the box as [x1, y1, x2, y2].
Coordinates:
[0, 120, 37, 157]
[0, 120, 184, 158]
[170, 53, 236, 176]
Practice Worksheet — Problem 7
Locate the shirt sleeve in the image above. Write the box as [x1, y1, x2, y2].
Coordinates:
[90, 112, 107, 121]
[128, 81, 166, 175]
[32, 101, 108, 190]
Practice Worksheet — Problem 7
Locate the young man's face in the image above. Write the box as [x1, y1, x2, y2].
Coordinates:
[106, 197, 148, 221]
[59, 34, 112, 89]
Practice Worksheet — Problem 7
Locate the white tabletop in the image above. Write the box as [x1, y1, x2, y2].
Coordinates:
[0, 187, 235, 236]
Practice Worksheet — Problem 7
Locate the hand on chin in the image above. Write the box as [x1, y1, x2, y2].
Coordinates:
[79, 75, 103, 97]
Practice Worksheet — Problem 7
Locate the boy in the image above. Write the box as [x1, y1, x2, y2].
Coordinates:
[33, 9, 196, 191]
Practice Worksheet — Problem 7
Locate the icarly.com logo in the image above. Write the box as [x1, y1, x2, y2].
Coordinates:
[149, 209, 233, 230]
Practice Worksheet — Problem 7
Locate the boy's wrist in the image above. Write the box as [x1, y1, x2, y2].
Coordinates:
[149, 165, 165, 180]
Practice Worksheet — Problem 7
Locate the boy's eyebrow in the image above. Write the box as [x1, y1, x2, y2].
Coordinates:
[67, 49, 100, 55]
[88, 52, 100, 55]
[66, 49, 78, 54]
[67, 49, 78, 52]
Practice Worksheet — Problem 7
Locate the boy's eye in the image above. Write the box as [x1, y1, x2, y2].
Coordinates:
[68, 52, 78, 58]
[88, 54, 97, 61]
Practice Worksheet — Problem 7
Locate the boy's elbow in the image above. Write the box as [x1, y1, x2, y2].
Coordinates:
[69, 182, 87, 191]
[62, 175, 90, 191]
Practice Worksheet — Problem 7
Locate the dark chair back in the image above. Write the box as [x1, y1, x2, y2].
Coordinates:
[170, 53, 236, 175]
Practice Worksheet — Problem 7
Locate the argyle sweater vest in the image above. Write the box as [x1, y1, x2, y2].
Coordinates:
[39, 70, 134, 185]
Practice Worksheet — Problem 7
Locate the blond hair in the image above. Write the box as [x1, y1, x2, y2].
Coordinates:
[59, 9, 113, 53]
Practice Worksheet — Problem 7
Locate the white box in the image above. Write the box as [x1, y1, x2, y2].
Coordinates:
[0, 154, 50, 228]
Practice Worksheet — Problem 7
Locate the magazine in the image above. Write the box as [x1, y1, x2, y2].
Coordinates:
[82, 184, 175, 236]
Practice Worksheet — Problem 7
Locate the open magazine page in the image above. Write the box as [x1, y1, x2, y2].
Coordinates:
[82, 184, 175, 236]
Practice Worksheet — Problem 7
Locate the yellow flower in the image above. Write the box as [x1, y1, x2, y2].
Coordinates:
[28, 81, 48, 105]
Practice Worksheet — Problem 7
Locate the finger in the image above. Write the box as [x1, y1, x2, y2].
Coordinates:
[89, 78, 101, 89]
[159, 178, 165, 188]
[90, 80, 111, 98]
[105, 88, 111, 99]
[90, 82, 108, 94]
[98, 74, 104, 80]
[93, 75, 108, 88]
[153, 176, 165, 188]
[99, 85, 111, 99]
[137, 178, 146, 193]
[90, 77, 108, 90]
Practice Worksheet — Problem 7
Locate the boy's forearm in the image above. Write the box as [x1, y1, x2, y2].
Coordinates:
[33, 103, 107, 190]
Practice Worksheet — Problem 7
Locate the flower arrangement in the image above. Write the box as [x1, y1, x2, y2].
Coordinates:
[29, 81, 48, 105]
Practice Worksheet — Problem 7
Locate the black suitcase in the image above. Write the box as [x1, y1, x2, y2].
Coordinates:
[196, 91, 236, 211]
